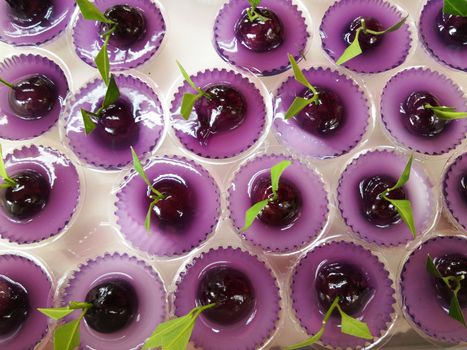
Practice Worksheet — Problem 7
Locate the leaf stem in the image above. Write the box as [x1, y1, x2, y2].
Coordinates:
[0, 78, 14, 90]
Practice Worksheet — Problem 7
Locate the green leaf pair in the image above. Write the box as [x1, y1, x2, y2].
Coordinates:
[443, 0, 467, 16]
[336, 16, 408, 65]
[424, 104, 467, 120]
[241, 160, 292, 231]
[246, 0, 269, 22]
[426, 255, 467, 327]
[285, 54, 319, 120]
[285, 297, 373, 349]
[38, 302, 92, 350]
[177, 61, 210, 120]
[143, 304, 215, 350]
[0, 145, 15, 189]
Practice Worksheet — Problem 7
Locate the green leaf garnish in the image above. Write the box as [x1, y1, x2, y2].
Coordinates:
[285, 97, 316, 120]
[81, 109, 97, 135]
[425, 104, 467, 120]
[0, 145, 15, 188]
[176, 61, 210, 120]
[271, 160, 292, 194]
[443, 0, 467, 16]
[76, 0, 114, 24]
[143, 304, 215, 350]
[336, 16, 407, 65]
[95, 33, 111, 86]
[246, 0, 269, 22]
[103, 75, 120, 106]
[387, 154, 413, 192]
[241, 199, 269, 232]
[0, 77, 14, 90]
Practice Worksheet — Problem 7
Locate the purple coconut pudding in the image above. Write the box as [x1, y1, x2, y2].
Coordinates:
[116, 155, 220, 257]
[213, 0, 309, 76]
[228, 154, 329, 252]
[170, 68, 267, 160]
[274, 67, 370, 159]
[0, 54, 69, 141]
[0, 145, 81, 244]
[337, 149, 435, 246]
[292, 240, 396, 349]
[64, 73, 165, 170]
[320, 0, 412, 73]
[0, 254, 52, 349]
[60, 253, 166, 350]
[0, 0, 75, 46]
[420, 0, 466, 71]
[381, 67, 466, 155]
[72, 0, 166, 70]
[401, 235, 467, 344]
[174, 247, 281, 350]
[443, 151, 467, 231]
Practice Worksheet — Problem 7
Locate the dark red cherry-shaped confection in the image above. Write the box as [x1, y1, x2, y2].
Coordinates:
[101, 5, 147, 49]
[196, 266, 255, 325]
[5, 0, 53, 26]
[148, 175, 195, 229]
[400, 91, 447, 137]
[315, 262, 373, 316]
[432, 254, 467, 308]
[344, 16, 385, 51]
[436, 11, 467, 47]
[94, 97, 139, 149]
[84, 279, 138, 334]
[250, 175, 301, 228]
[359, 175, 407, 228]
[8, 75, 58, 120]
[460, 174, 467, 204]
[194, 85, 246, 142]
[1, 170, 50, 221]
[0, 275, 29, 336]
[235, 8, 284, 52]
[295, 86, 345, 136]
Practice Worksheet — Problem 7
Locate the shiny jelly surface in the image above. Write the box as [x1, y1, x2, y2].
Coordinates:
[6, 0, 53, 26]
[343, 16, 385, 52]
[433, 254, 467, 308]
[436, 11, 467, 47]
[0, 275, 29, 336]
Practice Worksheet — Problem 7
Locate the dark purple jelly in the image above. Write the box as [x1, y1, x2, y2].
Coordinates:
[432, 254, 467, 308]
[344, 16, 385, 51]
[359, 175, 407, 228]
[250, 175, 301, 227]
[436, 11, 467, 47]
[295, 86, 345, 136]
[0, 275, 29, 336]
[93, 98, 139, 149]
[193, 84, 246, 142]
[1, 170, 50, 221]
[101, 5, 147, 49]
[84, 279, 138, 334]
[148, 175, 195, 229]
[235, 8, 284, 52]
[400, 91, 447, 137]
[8, 75, 58, 120]
[5, 0, 53, 26]
[196, 266, 255, 325]
[460, 174, 467, 203]
[315, 262, 373, 316]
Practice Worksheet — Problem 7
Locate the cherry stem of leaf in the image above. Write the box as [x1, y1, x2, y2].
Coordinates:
[0, 78, 14, 90]
[100, 24, 117, 39]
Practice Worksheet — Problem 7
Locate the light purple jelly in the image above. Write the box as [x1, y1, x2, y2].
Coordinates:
[443, 152, 467, 231]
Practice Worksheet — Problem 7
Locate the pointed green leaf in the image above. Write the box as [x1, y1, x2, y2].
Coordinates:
[288, 54, 314, 92]
[53, 318, 81, 350]
[248, 0, 261, 9]
[76, 0, 114, 23]
[336, 28, 363, 65]
[285, 97, 316, 120]
[365, 16, 408, 35]
[387, 155, 413, 192]
[339, 309, 373, 340]
[81, 109, 97, 135]
[176, 61, 199, 92]
[425, 104, 467, 120]
[241, 199, 269, 232]
[143, 314, 193, 349]
[443, 0, 467, 16]
[180, 93, 202, 120]
[130, 147, 152, 189]
[145, 199, 158, 232]
[95, 35, 111, 85]
[284, 328, 325, 350]
[103, 75, 120, 107]
[0, 144, 15, 187]
[385, 198, 416, 238]
[38, 307, 75, 321]
[449, 294, 467, 327]
[271, 160, 292, 194]
[426, 255, 443, 279]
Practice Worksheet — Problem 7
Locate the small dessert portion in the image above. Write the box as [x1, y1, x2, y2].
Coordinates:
[6, 0, 53, 26]
[443, 151, 467, 230]
[0, 275, 29, 336]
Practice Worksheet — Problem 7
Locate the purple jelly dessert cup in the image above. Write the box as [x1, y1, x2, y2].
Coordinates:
[292, 240, 396, 349]
[420, 0, 467, 72]
[0, 145, 81, 245]
[381, 67, 467, 155]
[443, 151, 467, 231]
[228, 154, 329, 252]
[273, 66, 370, 159]
[61, 253, 166, 350]
[64, 73, 165, 170]
[116, 155, 220, 257]
[337, 149, 435, 247]
[400, 235, 467, 344]
[213, 0, 309, 76]
[0, 54, 69, 141]
[72, 0, 166, 71]
[0, 254, 53, 350]
[0, 0, 75, 46]
[170, 68, 267, 160]
[174, 247, 281, 350]
[320, 0, 412, 74]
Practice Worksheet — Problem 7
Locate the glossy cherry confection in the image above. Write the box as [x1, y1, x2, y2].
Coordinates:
[400, 91, 447, 137]
[5, 0, 53, 26]
[1, 170, 51, 221]
[315, 262, 373, 316]
[344, 16, 385, 51]
[0, 275, 29, 336]
[235, 8, 284, 52]
[250, 176, 302, 227]
[196, 266, 255, 325]
[100, 5, 147, 49]
[359, 175, 407, 228]
[295, 87, 345, 136]
[84, 279, 138, 334]
[8, 75, 58, 120]
[436, 11, 467, 47]
[432, 254, 467, 308]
